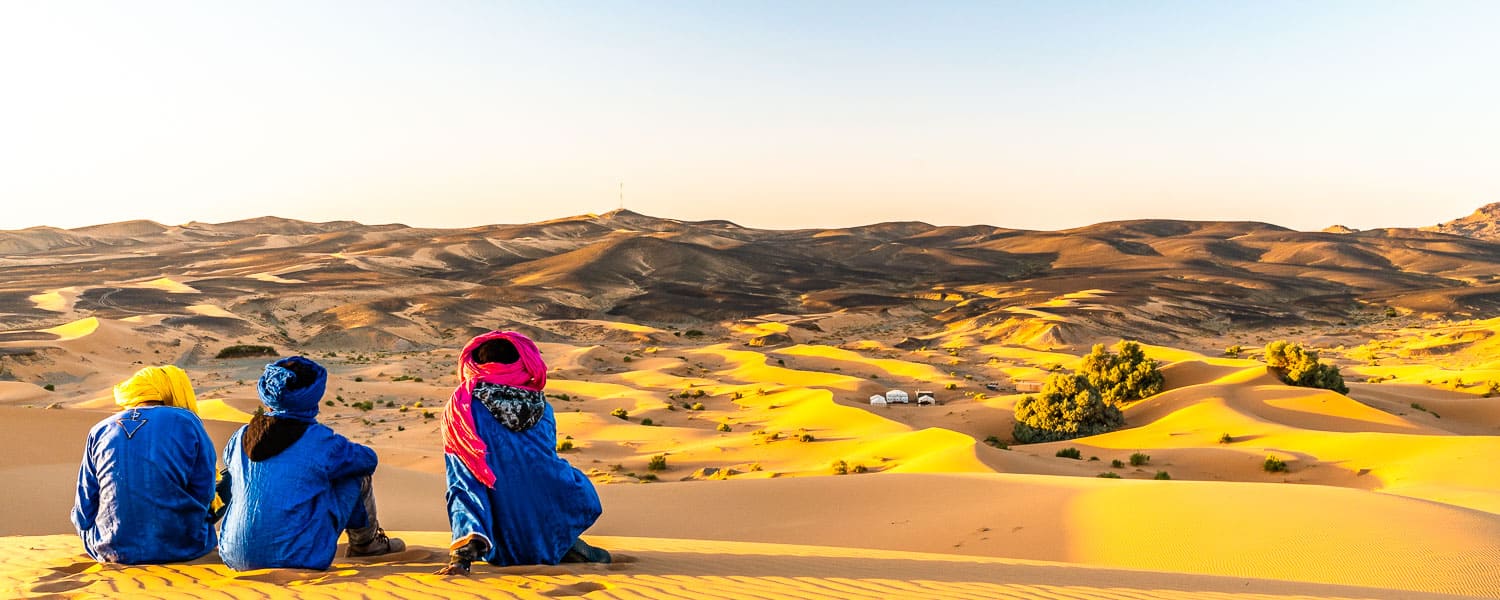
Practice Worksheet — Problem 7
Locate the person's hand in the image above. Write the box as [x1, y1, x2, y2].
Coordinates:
[433, 562, 471, 576]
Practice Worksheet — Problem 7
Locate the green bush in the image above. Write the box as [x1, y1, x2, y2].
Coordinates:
[647, 454, 667, 471]
[611, 408, 629, 420]
[851, 464, 869, 474]
[982, 435, 1008, 449]
[1264, 341, 1348, 394]
[831, 460, 849, 475]
[684, 329, 705, 338]
[42, 383, 55, 392]
[1153, 471, 1172, 480]
[1111, 459, 1125, 468]
[640, 418, 654, 426]
[1224, 345, 1244, 358]
[215, 345, 276, 359]
[1080, 340, 1164, 404]
[1219, 433, 1233, 444]
[1129, 452, 1150, 466]
[556, 439, 575, 452]
[716, 423, 732, 432]
[690, 402, 705, 411]
[1264, 455, 1289, 473]
[1055, 447, 1082, 460]
[1013, 373, 1125, 443]
[1098, 472, 1122, 479]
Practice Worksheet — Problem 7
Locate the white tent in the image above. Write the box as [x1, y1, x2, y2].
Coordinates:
[915, 391, 936, 405]
[869, 394, 888, 405]
[886, 389, 910, 403]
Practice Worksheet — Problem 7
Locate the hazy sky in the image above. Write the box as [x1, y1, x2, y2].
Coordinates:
[1, 1, 1496, 232]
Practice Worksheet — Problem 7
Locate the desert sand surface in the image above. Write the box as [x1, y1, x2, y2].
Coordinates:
[6, 210, 1500, 598]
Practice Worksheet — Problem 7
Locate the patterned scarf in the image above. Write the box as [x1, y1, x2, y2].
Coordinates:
[442, 331, 548, 488]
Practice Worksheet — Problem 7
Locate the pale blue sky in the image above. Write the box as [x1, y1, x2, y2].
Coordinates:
[0, 1, 1496, 231]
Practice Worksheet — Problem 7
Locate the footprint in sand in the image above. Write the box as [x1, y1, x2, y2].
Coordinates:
[542, 581, 607, 597]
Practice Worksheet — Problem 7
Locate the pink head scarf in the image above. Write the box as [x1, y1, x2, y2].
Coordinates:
[443, 331, 548, 487]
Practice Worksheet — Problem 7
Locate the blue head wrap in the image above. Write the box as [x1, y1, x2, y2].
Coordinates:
[257, 356, 326, 422]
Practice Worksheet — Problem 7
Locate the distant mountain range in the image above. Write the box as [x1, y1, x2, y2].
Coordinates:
[3, 205, 1500, 354]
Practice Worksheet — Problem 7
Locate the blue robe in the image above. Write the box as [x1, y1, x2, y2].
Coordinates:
[72, 406, 217, 564]
[218, 423, 377, 570]
[446, 401, 602, 565]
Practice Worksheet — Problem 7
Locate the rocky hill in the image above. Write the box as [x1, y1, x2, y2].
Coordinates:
[5, 207, 1500, 355]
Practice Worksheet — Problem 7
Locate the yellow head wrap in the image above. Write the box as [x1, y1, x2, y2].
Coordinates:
[114, 365, 198, 415]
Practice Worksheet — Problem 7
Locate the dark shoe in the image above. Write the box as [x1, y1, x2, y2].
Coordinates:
[347, 528, 406, 557]
[560, 538, 611, 564]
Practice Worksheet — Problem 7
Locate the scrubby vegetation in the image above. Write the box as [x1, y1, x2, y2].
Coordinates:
[1153, 471, 1172, 480]
[716, 423, 732, 432]
[832, 460, 849, 475]
[1264, 455, 1289, 473]
[1055, 447, 1082, 459]
[1219, 433, 1233, 444]
[215, 344, 276, 359]
[647, 454, 668, 471]
[556, 439, 574, 452]
[1080, 340, 1164, 404]
[1013, 373, 1126, 443]
[1097, 472, 1122, 479]
[610, 408, 629, 420]
[1263, 340, 1348, 394]
[1129, 452, 1150, 466]
[1111, 459, 1125, 468]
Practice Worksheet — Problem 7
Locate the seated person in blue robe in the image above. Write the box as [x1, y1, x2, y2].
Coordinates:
[437, 331, 608, 575]
[72, 365, 218, 564]
[217, 356, 404, 571]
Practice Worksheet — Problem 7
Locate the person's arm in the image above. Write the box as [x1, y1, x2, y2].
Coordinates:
[325, 431, 379, 481]
[71, 432, 99, 535]
[186, 418, 218, 522]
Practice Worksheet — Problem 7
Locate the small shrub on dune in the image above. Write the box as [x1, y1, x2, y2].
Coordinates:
[851, 464, 869, 474]
[831, 460, 849, 475]
[982, 435, 1009, 449]
[1111, 459, 1125, 468]
[1219, 433, 1233, 444]
[640, 418, 655, 426]
[1055, 447, 1082, 460]
[610, 408, 629, 421]
[1263, 341, 1348, 394]
[1224, 345, 1244, 358]
[1154, 471, 1172, 480]
[716, 423, 732, 432]
[690, 402, 705, 411]
[647, 454, 668, 471]
[1013, 373, 1125, 443]
[1098, 472, 1122, 479]
[1129, 452, 1150, 466]
[43, 383, 55, 392]
[556, 439, 575, 452]
[1264, 455, 1289, 473]
[214, 344, 277, 359]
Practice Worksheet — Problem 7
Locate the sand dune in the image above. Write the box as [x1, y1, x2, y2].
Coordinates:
[10, 210, 1500, 597]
